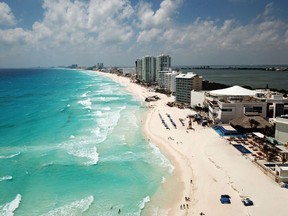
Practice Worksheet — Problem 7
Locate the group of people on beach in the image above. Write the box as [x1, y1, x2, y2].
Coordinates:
[180, 195, 191, 210]
[180, 203, 189, 209]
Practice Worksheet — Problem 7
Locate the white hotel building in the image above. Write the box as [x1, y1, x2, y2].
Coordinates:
[206, 85, 267, 123]
[135, 54, 171, 84]
[175, 72, 203, 103]
[158, 70, 180, 93]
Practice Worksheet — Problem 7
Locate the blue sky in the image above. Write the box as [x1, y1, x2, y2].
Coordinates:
[0, 0, 288, 67]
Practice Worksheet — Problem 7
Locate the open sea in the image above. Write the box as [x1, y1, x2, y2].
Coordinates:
[182, 67, 288, 90]
[0, 69, 175, 216]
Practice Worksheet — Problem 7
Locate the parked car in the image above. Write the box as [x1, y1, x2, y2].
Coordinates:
[220, 195, 231, 204]
[242, 198, 254, 206]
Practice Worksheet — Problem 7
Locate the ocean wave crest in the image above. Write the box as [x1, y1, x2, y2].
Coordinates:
[42, 195, 94, 216]
[68, 146, 99, 166]
[148, 143, 175, 174]
[80, 91, 91, 98]
[0, 176, 13, 182]
[78, 98, 92, 109]
[0, 194, 22, 216]
[139, 196, 150, 211]
[0, 152, 20, 159]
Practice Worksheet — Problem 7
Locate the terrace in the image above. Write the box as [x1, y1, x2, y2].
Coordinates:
[225, 133, 288, 184]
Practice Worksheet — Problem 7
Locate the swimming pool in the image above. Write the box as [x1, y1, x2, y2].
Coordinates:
[233, 144, 252, 154]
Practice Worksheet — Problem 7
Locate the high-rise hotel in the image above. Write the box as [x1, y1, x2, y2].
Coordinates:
[135, 54, 171, 84]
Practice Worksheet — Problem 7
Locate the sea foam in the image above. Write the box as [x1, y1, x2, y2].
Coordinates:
[42, 196, 94, 216]
[139, 196, 150, 210]
[149, 142, 175, 173]
[80, 91, 91, 98]
[77, 98, 92, 110]
[0, 152, 20, 159]
[68, 146, 99, 166]
[0, 176, 13, 182]
[0, 194, 22, 216]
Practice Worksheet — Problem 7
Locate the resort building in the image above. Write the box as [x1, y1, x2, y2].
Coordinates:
[158, 70, 170, 89]
[119, 68, 136, 76]
[158, 70, 179, 94]
[191, 91, 205, 107]
[275, 116, 288, 144]
[135, 54, 171, 84]
[175, 72, 203, 103]
[97, 63, 104, 69]
[156, 55, 171, 82]
[206, 85, 267, 124]
[135, 59, 142, 80]
[266, 94, 288, 119]
[164, 71, 179, 94]
[141, 56, 156, 83]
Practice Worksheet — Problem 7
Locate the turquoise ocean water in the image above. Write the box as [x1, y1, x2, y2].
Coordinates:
[0, 69, 174, 216]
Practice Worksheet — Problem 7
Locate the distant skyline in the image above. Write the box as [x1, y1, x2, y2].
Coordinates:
[0, 0, 288, 68]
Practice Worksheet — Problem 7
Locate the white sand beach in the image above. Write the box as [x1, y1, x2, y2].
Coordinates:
[96, 71, 288, 216]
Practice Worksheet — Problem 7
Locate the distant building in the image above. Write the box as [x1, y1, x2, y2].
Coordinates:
[120, 67, 136, 75]
[135, 54, 171, 84]
[70, 64, 78, 69]
[158, 70, 170, 89]
[135, 58, 142, 80]
[97, 63, 104, 69]
[175, 72, 203, 103]
[164, 71, 180, 94]
[141, 56, 156, 83]
[156, 55, 171, 82]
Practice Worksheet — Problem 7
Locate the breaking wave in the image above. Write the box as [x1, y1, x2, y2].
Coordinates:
[148, 143, 175, 173]
[0, 194, 22, 216]
[80, 91, 91, 98]
[42, 196, 94, 216]
[67, 146, 99, 166]
[139, 196, 150, 210]
[0, 176, 13, 182]
[78, 98, 92, 110]
[0, 152, 20, 159]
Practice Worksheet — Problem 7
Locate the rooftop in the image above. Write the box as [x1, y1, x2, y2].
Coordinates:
[176, 72, 197, 79]
[210, 85, 259, 96]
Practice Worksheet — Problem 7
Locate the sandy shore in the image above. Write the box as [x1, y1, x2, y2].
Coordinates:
[95, 71, 288, 216]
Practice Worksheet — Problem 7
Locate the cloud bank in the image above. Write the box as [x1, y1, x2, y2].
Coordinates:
[0, 0, 287, 67]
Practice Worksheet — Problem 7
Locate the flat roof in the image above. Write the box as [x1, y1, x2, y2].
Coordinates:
[176, 73, 197, 79]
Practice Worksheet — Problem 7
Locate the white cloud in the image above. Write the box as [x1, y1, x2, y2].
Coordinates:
[137, 28, 162, 43]
[136, 3, 288, 54]
[0, 1, 288, 67]
[0, 2, 16, 26]
[0, 28, 30, 45]
[136, 0, 182, 29]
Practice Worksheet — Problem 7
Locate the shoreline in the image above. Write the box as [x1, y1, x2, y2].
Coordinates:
[95, 71, 288, 216]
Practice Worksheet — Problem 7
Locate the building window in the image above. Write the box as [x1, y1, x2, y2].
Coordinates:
[245, 106, 262, 113]
[221, 108, 232, 112]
